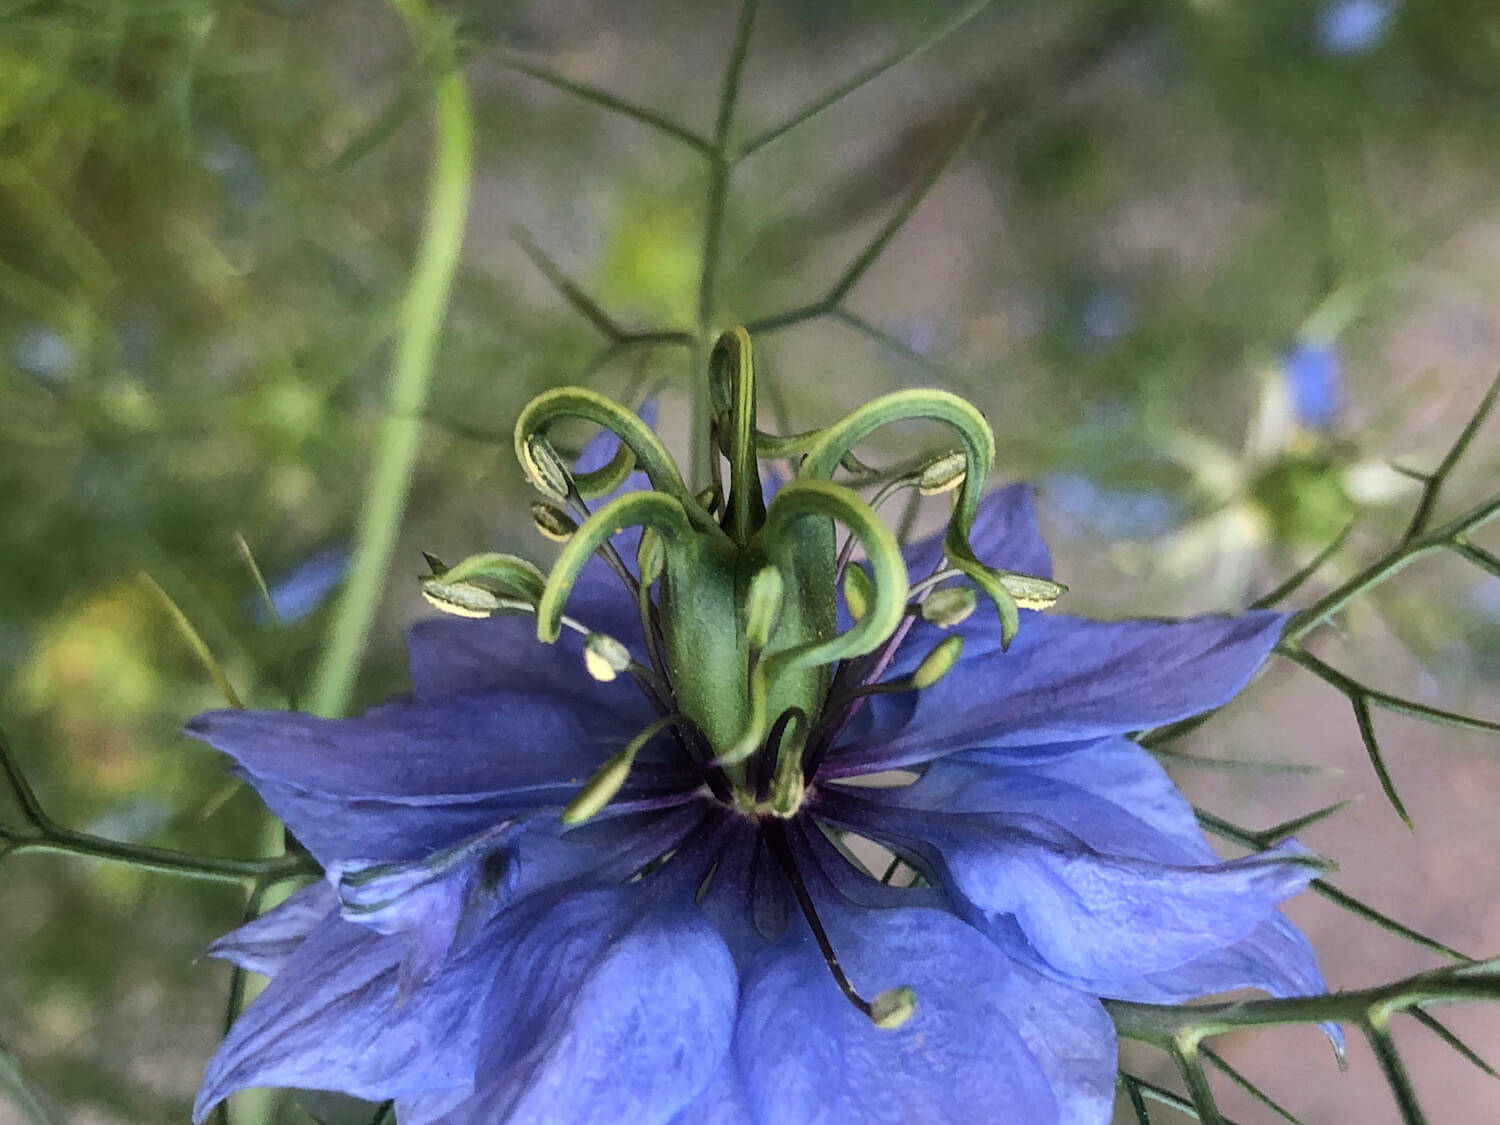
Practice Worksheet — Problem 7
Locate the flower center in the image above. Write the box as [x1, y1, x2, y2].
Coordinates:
[420, 327, 1063, 824]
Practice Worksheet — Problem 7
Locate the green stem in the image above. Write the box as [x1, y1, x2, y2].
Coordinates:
[691, 0, 758, 489]
[309, 0, 473, 718]
[5, 832, 311, 885]
[1106, 966, 1500, 1047]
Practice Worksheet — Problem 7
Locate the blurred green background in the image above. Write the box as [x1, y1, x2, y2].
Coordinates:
[3, 0, 1500, 1121]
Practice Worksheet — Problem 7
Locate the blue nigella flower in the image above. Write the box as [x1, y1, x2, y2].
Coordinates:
[250, 545, 352, 625]
[1316, 0, 1397, 57]
[1283, 339, 1342, 430]
[188, 331, 1328, 1124]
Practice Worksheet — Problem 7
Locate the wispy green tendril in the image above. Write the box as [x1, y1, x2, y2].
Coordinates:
[309, 0, 473, 720]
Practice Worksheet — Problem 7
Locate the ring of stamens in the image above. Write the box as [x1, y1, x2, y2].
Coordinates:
[423, 328, 1066, 1029]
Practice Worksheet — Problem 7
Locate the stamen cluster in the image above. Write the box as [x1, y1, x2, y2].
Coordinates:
[420, 327, 1063, 1024]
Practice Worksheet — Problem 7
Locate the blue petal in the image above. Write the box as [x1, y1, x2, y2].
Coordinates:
[732, 900, 1062, 1125]
[902, 482, 1052, 581]
[833, 609, 1286, 772]
[194, 913, 492, 1121]
[667, 1067, 755, 1125]
[819, 787, 1320, 981]
[205, 881, 338, 976]
[334, 806, 713, 987]
[993, 963, 1116, 1125]
[440, 881, 738, 1124]
[921, 737, 1218, 865]
[185, 691, 639, 864]
[1102, 912, 1331, 1005]
[406, 614, 653, 714]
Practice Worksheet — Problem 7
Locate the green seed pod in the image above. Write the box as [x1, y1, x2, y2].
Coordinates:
[921, 586, 977, 628]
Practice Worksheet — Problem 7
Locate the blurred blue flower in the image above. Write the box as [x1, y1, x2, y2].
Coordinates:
[199, 129, 266, 213]
[251, 546, 351, 625]
[189, 428, 1327, 1122]
[1043, 473, 1183, 539]
[1283, 340, 1342, 429]
[9, 324, 76, 387]
[1316, 0, 1396, 57]
[1079, 286, 1134, 349]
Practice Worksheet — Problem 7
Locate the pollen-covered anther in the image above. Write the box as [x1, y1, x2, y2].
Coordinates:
[920, 585, 977, 627]
[584, 633, 633, 682]
[520, 433, 575, 502]
[916, 450, 967, 496]
[911, 634, 965, 689]
[561, 712, 687, 826]
[843, 564, 874, 622]
[531, 501, 579, 543]
[420, 579, 500, 619]
[869, 986, 918, 1030]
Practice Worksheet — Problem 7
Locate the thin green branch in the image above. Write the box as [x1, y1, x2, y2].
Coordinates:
[1285, 488, 1500, 644]
[1256, 799, 1357, 846]
[1194, 808, 1472, 961]
[1108, 961, 1500, 1047]
[1172, 1042, 1229, 1125]
[514, 228, 694, 346]
[2, 724, 309, 884]
[5, 830, 312, 885]
[1251, 522, 1355, 610]
[1364, 1015, 1429, 1125]
[1125, 1074, 1244, 1124]
[1150, 745, 1339, 777]
[831, 307, 969, 390]
[1400, 368, 1500, 545]
[0, 1043, 54, 1125]
[697, 0, 760, 332]
[833, 112, 986, 307]
[0, 725, 51, 831]
[141, 572, 244, 710]
[1278, 643, 1500, 826]
[1137, 711, 1214, 751]
[493, 52, 711, 153]
[743, 110, 986, 340]
[1202, 1047, 1305, 1124]
[1120, 1073, 1153, 1124]
[1411, 1007, 1500, 1080]
[1450, 539, 1500, 579]
[691, 0, 759, 488]
[310, 0, 473, 719]
[735, 0, 998, 157]
[1312, 881, 1472, 963]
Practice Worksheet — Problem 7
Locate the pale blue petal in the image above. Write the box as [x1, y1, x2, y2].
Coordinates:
[185, 691, 644, 864]
[835, 609, 1285, 771]
[333, 807, 712, 987]
[668, 1066, 755, 1125]
[734, 902, 1061, 1125]
[818, 788, 1320, 981]
[914, 738, 1217, 865]
[406, 614, 652, 715]
[902, 482, 1053, 580]
[205, 881, 338, 976]
[193, 913, 490, 1121]
[451, 882, 737, 1124]
[993, 963, 1116, 1125]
